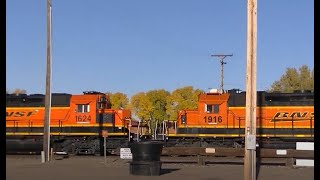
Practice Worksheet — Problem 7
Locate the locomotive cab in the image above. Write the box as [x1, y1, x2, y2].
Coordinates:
[176, 89, 230, 134]
[199, 89, 229, 126]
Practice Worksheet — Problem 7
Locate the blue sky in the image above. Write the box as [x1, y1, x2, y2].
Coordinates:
[6, 0, 314, 97]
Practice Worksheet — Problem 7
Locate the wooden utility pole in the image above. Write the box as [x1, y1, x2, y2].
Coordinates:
[244, 0, 257, 179]
[43, 0, 52, 163]
[211, 54, 233, 91]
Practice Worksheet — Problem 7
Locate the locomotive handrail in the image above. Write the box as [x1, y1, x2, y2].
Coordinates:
[310, 117, 313, 137]
[112, 110, 125, 134]
[63, 110, 71, 124]
[28, 120, 32, 133]
[227, 110, 245, 128]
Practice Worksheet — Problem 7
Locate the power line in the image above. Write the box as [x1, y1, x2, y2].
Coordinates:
[211, 54, 233, 91]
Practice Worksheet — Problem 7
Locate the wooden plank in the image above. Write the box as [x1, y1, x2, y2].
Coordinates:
[212, 148, 244, 156]
[162, 147, 204, 155]
[161, 157, 293, 166]
[290, 150, 314, 158]
[258, 149, 314, 158]
[161, 147, 313, 159]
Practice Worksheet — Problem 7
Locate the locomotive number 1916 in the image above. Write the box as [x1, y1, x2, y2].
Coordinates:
[204, 116, 222, 124]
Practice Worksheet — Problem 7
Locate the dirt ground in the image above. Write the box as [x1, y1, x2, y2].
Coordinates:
[6, 155, 314, 180]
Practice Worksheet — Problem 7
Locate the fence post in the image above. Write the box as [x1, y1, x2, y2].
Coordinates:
[197, 155, 205, 166]
[286, 158, 295, 167]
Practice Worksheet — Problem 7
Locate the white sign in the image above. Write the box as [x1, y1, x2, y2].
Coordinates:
[120, 148, 132, 159]
[205, 148, 216, 154]
[276, 150, 287, 155]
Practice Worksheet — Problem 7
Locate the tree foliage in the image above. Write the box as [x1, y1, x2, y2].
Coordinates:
[146, 89, 170, 129]
[106, 92, 129, 109]
[166, 86, 203, 120]
[7, 88, 27, 95]
[129, 92, 154, 122]
[299, 65, 314, 90]
[129, 86, 204, 129]
[269, 65, 314, 92]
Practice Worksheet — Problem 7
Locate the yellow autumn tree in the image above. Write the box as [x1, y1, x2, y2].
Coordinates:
[106, 92, 129, 109]
[129, 92, 154, 122]
[166, 86, 203, 120]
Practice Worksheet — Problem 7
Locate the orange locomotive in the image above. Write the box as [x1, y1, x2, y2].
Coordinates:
[6, 91, 132, 155]
[161, 89, 314, 149]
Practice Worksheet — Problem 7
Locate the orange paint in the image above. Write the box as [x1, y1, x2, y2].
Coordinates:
[6, 93, 131, 130]
[176, 91, 314, 130]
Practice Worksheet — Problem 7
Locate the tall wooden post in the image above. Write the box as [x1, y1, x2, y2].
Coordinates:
[244, 0, 257, 179]
[43, 0, 52, 163]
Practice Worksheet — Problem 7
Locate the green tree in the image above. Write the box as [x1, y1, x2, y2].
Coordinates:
[299, 65, 313, 90]
[129, 92, 154, 122]
[166, 86, 203, 120]
[146, 89, 170, 130]
[129, 89, 170, 133]
[269, 65, 314, 92]
[106, 92, 129, 109]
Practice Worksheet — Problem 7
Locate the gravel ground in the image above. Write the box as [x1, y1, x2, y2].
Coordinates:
[6, 155, 314, 180]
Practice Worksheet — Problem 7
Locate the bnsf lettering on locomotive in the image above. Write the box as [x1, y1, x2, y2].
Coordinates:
[6, 112, 14, 117]
[274, 112, 310, 119]
[274, 112, 289, 118]
[272, 111, 314, 122]
[289, 112, 308, 118]
[6, 111, 37, 117]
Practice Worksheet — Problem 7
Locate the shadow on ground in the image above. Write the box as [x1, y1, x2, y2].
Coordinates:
[161, 168, 180, 175]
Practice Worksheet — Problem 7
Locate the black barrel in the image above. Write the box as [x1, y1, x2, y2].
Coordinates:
[129, 141, 164, 176]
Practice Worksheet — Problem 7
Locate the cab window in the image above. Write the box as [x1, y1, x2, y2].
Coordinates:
[205, 104, 219, 113]
[77, 104, 90, 113]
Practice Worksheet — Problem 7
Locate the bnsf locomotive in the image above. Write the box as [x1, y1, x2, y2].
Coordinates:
[6, 89, 314, 155]
[6, 91, 133, 155]
[158, 89, 314, 149]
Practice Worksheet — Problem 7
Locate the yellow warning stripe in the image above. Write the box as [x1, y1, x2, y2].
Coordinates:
[177, 125, 313, 128]
[6, 123, 115, 127]
[6, 107, 70, 110]
[167, 134, 313, 138]
[229, 106, 314, 110]
[6, 132, 128, 136]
